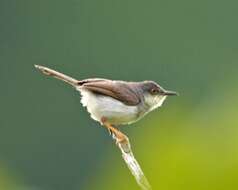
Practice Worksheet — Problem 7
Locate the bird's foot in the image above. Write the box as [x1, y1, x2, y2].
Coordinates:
[101, 117, 131, 153]
[115, 135, 131, 153]
[108, 128, 113, 136]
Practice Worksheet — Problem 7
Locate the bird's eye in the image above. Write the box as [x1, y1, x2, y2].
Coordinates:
[150, 88, 158, 95]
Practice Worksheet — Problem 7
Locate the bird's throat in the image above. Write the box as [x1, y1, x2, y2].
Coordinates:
[144, 95, 167, 112]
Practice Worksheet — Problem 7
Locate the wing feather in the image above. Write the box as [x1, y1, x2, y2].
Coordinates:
[81, 80, 140, 106]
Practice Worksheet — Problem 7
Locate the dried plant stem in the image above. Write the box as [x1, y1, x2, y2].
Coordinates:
[112, 133, 152, 190]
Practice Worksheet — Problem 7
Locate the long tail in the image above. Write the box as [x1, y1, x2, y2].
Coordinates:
[35, 65, 79, 87]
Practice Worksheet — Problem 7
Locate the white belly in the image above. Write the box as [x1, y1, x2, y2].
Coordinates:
[78, 89, 139, 125]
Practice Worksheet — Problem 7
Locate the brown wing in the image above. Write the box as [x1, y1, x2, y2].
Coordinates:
[81, 80, 140, 106]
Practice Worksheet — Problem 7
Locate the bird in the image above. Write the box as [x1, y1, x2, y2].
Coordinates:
[35, 65, 178, 146]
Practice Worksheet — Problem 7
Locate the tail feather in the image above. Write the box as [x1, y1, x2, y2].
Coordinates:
[35, 65, 79, 87]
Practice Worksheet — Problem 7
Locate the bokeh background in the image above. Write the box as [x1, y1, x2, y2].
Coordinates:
[1, 0, 238, 190]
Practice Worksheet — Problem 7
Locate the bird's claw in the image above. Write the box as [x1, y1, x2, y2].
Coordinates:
[114, 136, 131, 153]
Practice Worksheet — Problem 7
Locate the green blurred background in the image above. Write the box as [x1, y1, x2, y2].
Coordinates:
[1, 0, 238, 190]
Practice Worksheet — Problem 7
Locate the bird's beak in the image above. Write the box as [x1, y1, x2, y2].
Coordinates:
[162, 90, 179, 96]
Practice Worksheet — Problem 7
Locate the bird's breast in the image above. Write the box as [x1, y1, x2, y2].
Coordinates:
[78, 89, 140, 125]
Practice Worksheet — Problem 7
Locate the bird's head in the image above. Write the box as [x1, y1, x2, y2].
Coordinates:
[141, 81, 178, 111]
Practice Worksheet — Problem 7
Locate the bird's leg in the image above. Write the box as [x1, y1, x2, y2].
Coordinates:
[101, 121, 128, 144]
[101, 117, 130, 153]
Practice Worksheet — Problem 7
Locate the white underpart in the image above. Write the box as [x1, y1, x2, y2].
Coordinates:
[78, 88, 138, 125]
